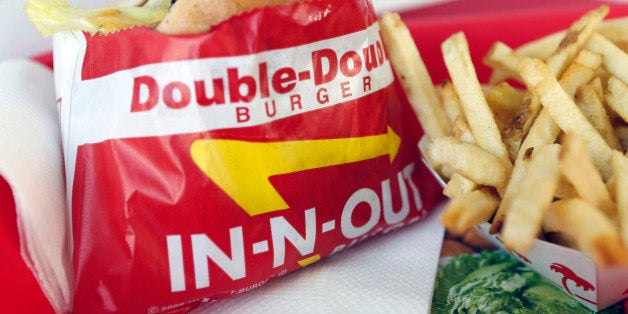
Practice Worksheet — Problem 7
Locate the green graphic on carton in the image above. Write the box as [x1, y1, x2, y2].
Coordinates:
[431, 251, 624, 313]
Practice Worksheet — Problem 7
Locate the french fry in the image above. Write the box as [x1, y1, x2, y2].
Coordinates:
[490, 108, 561, 233]
[590, 71, 619, 122]
[483, 41, 525, 83]
[515, 31, 563, 62]
[451, 116, 475, 144]
[545, 5, 608, 78]
[496, 5, 607, 146]
[585, 32, 628, 84]
[442, 32, 510, 165]
[422, 149, 455, 180]
[501, 144, 561, 253]
[554, 176, 578, 199]
[606, 76, 628, 123]
[425, 136, 507, 188]
[405, 6, 628, 265]
[440, 188, 499, 236]
[559, 133, 616, 218]
[436, 80, 464, 126]
[501, 49, 602, 160]
[488, 17, 628, 83]
[379, 12, 451, 141]
[443, 173, 478, 199]
[545, 198, 628, 266]
[575, 84, 622, 150]
[608, 172, 618, 201]
[485, 81, 525, 126]
[519, 57, 614, 180]
[557, 49, 603, 97]
[612, 151, 628, 246]
[616, 126, 628, 152]
[501, 94, 539, 161]
[588, 76, 604, 101]
[595, 16, 628, 45]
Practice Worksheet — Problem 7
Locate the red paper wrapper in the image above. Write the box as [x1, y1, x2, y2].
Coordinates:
[0, 177, 54, 314]
[53, 0, 443, 312]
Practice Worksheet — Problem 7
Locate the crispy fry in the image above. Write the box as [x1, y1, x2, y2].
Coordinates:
[595, 17, 628, 45]
[575, 83, 622, 150]
[442, 32, 510, 165]
[589, 76, 604, 98]
[617, 126, 628, 152]
[439, 80, 475, 144]
[501, 94, 539, 161]
[425, 136, 507, 188]
[590, 71, 619, 122]
[515, 32, 563, 61]
[490, 109, 561, 233]
[585, 32, 628, 84]
[499, 5, 607, 155]
[545, 198, 628, 266]
[519, 57, 614, 179]
[557, 50, 603, 96]
[483, 41, 525, 83]
[443, 173, 478, 199]
[502, 144, 561, 253]
[545, 5, 608, 78]
[451, 116, 475, 143]
[612, 151, 628, 246]
[606, 76, 628, 123]
[417, 6, 628, 263]
[485, 81, 525, 126]
[559, 133, 616, 218]
[440, 188, 500, 236]
[501, 49, 602, 160]
[501, 17, 628, 70]
[436, 80, 465, 126]
[554, 176, 578, 199]
[379, 12, 451, 141]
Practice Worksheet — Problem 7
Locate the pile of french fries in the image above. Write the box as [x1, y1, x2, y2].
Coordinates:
[379, 6, 628, 266]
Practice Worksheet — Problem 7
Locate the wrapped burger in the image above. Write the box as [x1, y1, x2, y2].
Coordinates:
[26, 0, 444, 312]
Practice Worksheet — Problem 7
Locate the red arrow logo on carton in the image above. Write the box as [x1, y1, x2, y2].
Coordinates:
[190, 126, 401, 216]
[550, 263, 596, 305]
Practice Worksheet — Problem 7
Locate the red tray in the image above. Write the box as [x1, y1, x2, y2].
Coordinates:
[3, 0, 627, 312]
[401, 0, 628, 84]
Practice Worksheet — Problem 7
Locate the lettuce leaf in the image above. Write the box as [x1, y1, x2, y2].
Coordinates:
[25, 0, 170, 36]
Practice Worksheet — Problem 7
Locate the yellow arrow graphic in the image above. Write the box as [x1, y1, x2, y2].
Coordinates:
[190, 126, 401, 216]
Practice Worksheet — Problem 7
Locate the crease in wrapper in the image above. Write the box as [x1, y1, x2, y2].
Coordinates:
[53, 0, 444, 312]
[419, 136, 628, 312]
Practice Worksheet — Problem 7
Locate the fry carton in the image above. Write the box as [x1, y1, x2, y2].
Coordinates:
[53, 0, 443, 312]
[420, 137, 628, 312]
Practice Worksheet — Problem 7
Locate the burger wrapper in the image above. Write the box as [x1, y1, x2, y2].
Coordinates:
[419, 137, 628, 312]
[53, 0, 444, 312]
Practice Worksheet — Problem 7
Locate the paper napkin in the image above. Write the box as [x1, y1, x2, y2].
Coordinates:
[0, 59, 71, 313]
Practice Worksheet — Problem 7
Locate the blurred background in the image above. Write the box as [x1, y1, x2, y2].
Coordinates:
[0, 0, 452, 61]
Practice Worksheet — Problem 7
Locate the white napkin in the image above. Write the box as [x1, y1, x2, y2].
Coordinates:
[194, 202, 446, 314]
[0, 59, 71, 313]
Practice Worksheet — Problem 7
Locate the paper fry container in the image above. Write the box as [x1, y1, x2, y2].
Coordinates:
[419, 137, 628, 311]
